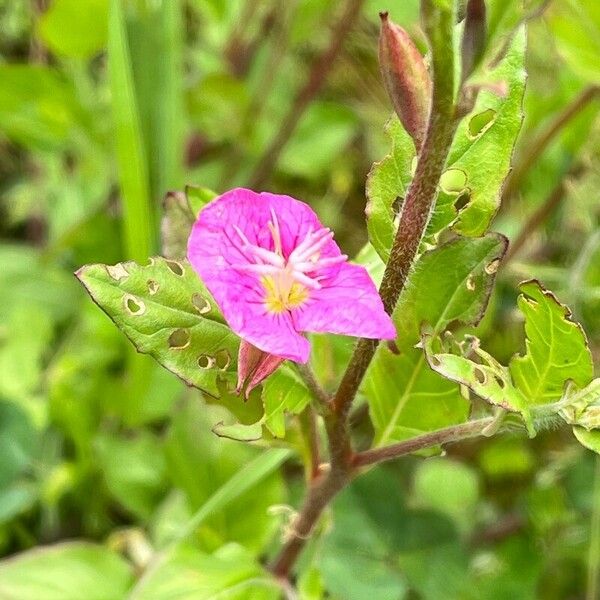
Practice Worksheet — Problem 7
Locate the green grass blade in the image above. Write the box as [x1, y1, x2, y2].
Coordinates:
[128, 448, 292, 598]
[108, 0, 155, 261]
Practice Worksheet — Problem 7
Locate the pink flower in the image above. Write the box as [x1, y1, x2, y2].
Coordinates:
[187, 188, 396, 367]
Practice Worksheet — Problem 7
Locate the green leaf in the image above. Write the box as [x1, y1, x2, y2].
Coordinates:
[320, 468, 457, 600]
[163, 402, 287, 553]
[423, 331, 534, 431]
[185, 185, 217, 217]
[130, 543, 280, 600]
[573, 427, 600, 455]
[0, 542, 133, 600]
[188, 73, 248, 143]
[0, 304, 53, 411]
[262, 366, 311, 438]
[365, 116, 416, 262]
[0, 65, 81, 150]
[0, 245, 79, 323]
[95, 431, 166, 519]
[298, 567, 325, 600]
[365, 233, 506, 446]
[76, 257, 239, 398]
[448, 26, 527, 237]
[558, 379, 600, 431]
[108, 0, 155, 260]
[424, 280, 593, 434]
[38, 0, 109, 59]
[364, 28, 525, 259]
[131, 405, 290, 597]
[0, 402, 37, 489]
[509, 280, 593, 405]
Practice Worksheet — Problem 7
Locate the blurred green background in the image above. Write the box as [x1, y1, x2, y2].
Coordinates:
[1, 0, 600, 598]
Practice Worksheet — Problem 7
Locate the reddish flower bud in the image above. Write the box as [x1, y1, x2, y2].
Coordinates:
[236, 340, 284, 398]
[379, 12, 432, 150]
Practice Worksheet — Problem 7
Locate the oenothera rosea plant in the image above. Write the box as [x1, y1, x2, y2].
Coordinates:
[77, 0, 600, 587]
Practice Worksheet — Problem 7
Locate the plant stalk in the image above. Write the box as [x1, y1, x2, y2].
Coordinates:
[352, 417, 495, 467]
[269, 0, 459, 580]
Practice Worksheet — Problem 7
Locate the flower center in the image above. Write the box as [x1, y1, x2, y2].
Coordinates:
[233, 209, 347, 314]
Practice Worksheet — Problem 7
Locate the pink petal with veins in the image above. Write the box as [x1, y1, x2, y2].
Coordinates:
[292, 263, 396, 340]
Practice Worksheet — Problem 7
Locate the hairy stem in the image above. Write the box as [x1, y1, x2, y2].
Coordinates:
[295, 363, 331, 411]
[269, 0, 458, 580]
[248, 0, 365, 189]
[331, 0, 458, 418]
[270, 462, 352, 579]
[352, 417, 495, 467]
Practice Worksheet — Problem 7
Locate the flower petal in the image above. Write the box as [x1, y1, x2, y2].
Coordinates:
[292, 263, 396, 340]
[187, 188, 319, 361]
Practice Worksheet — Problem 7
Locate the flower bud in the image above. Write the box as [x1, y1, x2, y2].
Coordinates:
[379, 12, 432, 150]
[237, 340, 283, 398]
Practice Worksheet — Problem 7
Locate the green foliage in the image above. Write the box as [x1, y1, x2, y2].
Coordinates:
[424, 280, 594, 435]
[0, 65, 81, 149]
[262, 365, 311, 438]
[162, 403, 287, 553]
[2, 0, 600, 597]
[108, 0, 155, 260]
[412, 458, 480, 532]
[76, 257, 239, 398]
[365, 234, 506, 445]
[447, 26, 527, 236]
[131, 544, 279, 600]
[0, 542, 133, 599]
[365, 25, 526, 261]
[510, 281, 593, 404]
[366, 116, 416, 262]
[38, 0, 108, 59]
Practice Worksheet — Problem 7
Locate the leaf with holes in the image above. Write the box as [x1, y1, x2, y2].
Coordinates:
[365, 116, 416, 262]
[509, 280, 593, 405]
[423, 331, 535, 434]
[364, 233, 507, 446]
[76, 257, 239, 398]
[423, 280, 594, 435]
[445, 26, 526, 237]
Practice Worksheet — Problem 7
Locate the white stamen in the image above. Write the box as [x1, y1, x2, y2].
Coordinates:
[290, 230, 334, 263]
[235, 214, 347, 310]
[247, 245, 285, 267]
[294, 254, 347, 272]
[288, 227, 330, 261]
[233, 225, 251, 246]
[234, 263, 280, 275]
[292, 270, 322, 290]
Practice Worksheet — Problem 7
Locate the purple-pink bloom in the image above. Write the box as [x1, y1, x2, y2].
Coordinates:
[187, 188, 396, 364]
